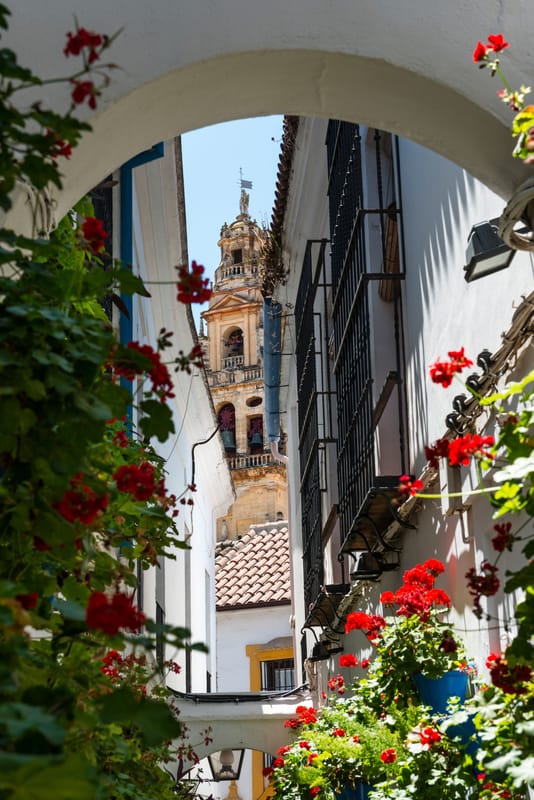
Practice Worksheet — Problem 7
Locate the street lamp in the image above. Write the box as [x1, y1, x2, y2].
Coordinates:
[207, 749, 245, 781]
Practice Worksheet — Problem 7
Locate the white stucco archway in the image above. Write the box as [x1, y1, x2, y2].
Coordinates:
[9, 0, 534, 221]
[168, 692, 312, 776]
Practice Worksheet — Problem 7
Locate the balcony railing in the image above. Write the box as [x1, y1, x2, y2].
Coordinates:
[207, 365, 263, 387]
[214, 262, 259, 285]
[222, 355, 244, 369]
[227, 452, 279, 470]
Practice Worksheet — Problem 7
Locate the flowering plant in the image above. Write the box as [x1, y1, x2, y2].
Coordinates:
[268, 669, 478, 800]
[395, 348, 534, 793]
[268, 697, 419, 799]
[345, 560, 467, 701]
[472, 34, 534, 162]
[0, 6, 212, 798]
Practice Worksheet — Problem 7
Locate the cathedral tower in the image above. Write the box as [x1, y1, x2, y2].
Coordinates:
[200, 188, 288, 539]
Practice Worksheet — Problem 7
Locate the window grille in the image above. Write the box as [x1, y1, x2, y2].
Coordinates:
[260, 658, 295, 691]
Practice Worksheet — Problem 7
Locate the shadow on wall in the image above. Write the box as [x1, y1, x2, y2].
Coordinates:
[399, 140, 488, 471]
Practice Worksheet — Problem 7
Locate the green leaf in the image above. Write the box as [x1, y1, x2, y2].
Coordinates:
[73, 392, 113, 421]
[97, 688, 182, 747]
[481, 370, 534, 405]
[139, 400, 175, 442]
[4, 754, 97, 800]
[51, 598, 86, 622]
[0, 702, 65, 747]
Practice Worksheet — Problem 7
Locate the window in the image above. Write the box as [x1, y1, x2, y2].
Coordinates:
[232, 248, 242, 264]
[260, 658, 295, 691]
[218, 404, 236, 452]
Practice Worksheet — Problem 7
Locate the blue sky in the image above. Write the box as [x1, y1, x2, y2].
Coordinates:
[181, 115, 284, 324]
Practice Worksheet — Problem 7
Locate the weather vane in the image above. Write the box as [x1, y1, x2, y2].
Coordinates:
[239, 167, 252, 190]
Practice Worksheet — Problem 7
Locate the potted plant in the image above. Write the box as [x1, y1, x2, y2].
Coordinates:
[267, 697, 420, 800]
[368, 716, 478, 800]
[345, 560, 469, 712]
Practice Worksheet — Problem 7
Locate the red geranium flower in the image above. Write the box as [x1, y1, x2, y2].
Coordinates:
[310, 788, 321, 797]
[114, 462, 156, 501]
[55, 476, 109, 525]
[82, 216, 107, 253]
[339, 653, 358, 668]
[64, 27, 104, 62]
[114, 341, 175, 402]
[86, 591, 146, 635]
[398, 474, 424, 497]
[380, 590, 395, 606]
[345, 611, 386, 641]
[472, 41, 489, 63]
[429, 347, 473, 386]
[423, 558, 445, 576]
[466, 561, 500, 618]
[424, 437, 450, 469]
[380, 748, 397, 763]
[487, 34, 509, 52]
[70, 80, 100, 110]
[45, 129, 72, 160]
[332, 728, 345, 737]
[447, 433, 494, 467]
[491, 522, 514, 552]
[176, 261, 212, 304]
[440, 634, 458, 653]
[425, 588, 451, 608]
[420, 727, 441, 747]
[485, 653, 531, 695]
[272, 757, 285, 769]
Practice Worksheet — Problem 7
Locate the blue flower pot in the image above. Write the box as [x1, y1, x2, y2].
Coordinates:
[412, 670, 468, 714]
[335, 783, 372, 800]
[446, 716, 480, 758]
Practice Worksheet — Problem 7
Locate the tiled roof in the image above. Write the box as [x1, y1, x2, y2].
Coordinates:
[215, 522, 291, 610]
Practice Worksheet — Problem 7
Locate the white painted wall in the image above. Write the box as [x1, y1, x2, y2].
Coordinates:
[398, 137, 534, 473]
[217, 605, 293, 691]
[216, 604, 294, 800]
[278, 116, 534, 684]
[7, 0, 534, 229]
[126, 142, 234, 690]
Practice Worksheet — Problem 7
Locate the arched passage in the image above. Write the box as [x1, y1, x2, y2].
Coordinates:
[9, 0, 534, 225]
[168, 691, 312, 776]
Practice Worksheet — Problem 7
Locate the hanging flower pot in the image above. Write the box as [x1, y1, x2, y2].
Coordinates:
[335, 783, 372, 800]
[412, 670, 468, 715]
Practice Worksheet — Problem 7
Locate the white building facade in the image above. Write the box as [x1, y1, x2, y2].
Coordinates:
[272, 116, 534, 692]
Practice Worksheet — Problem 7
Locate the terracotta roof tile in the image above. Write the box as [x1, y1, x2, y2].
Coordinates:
[215, 522, 291, 610]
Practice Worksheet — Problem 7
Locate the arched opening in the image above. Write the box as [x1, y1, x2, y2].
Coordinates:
[218, 403, 236, 452]
[247, 415, 264, 454]
[223, 326, 244, 367]
[8, 8, 534, 798]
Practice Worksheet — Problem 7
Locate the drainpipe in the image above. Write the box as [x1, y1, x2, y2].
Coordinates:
[263, 297, 288, 465]
[119, 142, 165, 348]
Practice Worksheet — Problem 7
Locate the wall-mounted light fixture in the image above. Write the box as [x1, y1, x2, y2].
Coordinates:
[464, 219, 516, 282]
[207, 749, 245, 781]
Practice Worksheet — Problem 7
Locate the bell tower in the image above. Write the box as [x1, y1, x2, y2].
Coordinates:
[200, 188, 287, 539]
